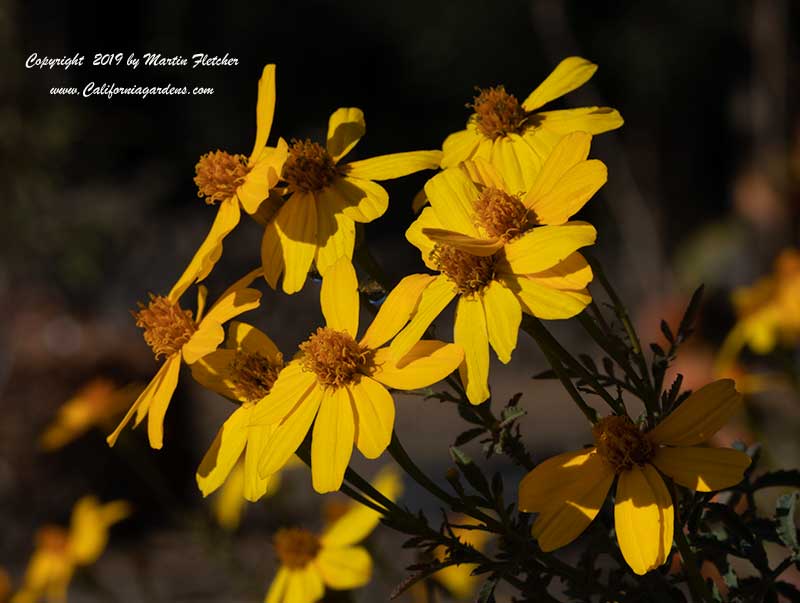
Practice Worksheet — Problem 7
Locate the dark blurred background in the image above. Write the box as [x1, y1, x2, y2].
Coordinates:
[2, 0, 799, 601]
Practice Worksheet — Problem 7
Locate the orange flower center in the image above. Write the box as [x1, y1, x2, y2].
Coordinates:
[593, 415, 654, 473]
[471, 86, 528, 140]
[133, 295, 197, 360]
[299, 327, 373, 388]
[283, 139, 340, 193]
[474, 187, 529, 239]
[229, 350, 284, 403]
[273, 527, 321, 569]
[431, 244, 496, 295]
[194, 150, 250, 204]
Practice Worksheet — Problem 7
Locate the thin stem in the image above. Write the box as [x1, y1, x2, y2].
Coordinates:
[674, 528, 714, 603]
[388, 431, 460, 508]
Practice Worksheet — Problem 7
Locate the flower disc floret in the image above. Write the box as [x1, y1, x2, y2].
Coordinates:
[194, 150, 251, 205]
[474, 187, 529, 239]
[471, 86, 528, 140]
[283, 139, 340, 193]
[272, 528, 321, 569]
[592, 415, 654, 473]
[229, 350, 283, 403]
[430, 244, 496, 296]
[133, 295, 197, 359]
[299, 327, 373, 388]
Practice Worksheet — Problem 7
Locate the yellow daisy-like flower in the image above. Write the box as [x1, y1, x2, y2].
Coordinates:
[393, 132, 605, 404]
[39, 378, 142, 451]
[718, 248, 800, 367]
[265, 468, 400, 603]
[172, 64, 288, 297]
[261, 108, 442, 294]
[191, 321, 285, 502]
[253, 258, 463, 493]
[107, 274, 262, 449]
[440, 56, 622, 194]
[11, 497, 130, 603]
[517, 380, 751, 575]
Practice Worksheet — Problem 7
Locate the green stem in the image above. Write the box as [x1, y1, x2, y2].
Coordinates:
[674, 528, 714, 603]
[388, 431, 460, 508]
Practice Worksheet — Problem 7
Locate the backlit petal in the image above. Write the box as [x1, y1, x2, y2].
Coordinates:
[482, 280, 521, 363]
[351, 377, 394, 459]
[145, 354, 182, 449]
[320, 258, 359, 336]
[244, 421, 276, 502]
[528, 160, 606, 225]
[390, 275, 457, 359]
[334, 177, 389, 223]
[651, 446, 751, 492]
[327, 108, 365, 162]
[525, 131, 592, 202]
[312, 388, 355, 493]
[315, 546, 372, 590]
[490, 134, 540, 194]
[537, 107, 624, 135]
[346, 150, 442, 180]
[275, 192, 317, 294]
[360, 273, 436, 350]
[424, 169, 481, 236]
[261, 219, 285, 290]
[372, 341, 463, 390]
[505, 275, 590, 319]
[315, 188, 355, 275]
[522, 57, 598, 111]
[196, 405, 250, 496]
[527, 253, 593, 290]
[441, 125, 481, 168]
[249, 64, 276, 162]
[503, 222, 597, 274]
[203, 287, 262, 327]
[251, 360, 318, 425]
[454, 295, 490, 405]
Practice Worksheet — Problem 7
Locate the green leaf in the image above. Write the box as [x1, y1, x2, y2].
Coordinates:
[476, 576, 499, 603]
[775, 492, 800, 559]
[449, 446, 491, 499]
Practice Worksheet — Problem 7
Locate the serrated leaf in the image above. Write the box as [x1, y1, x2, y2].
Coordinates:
[449, 446, 492, 499]
[661, 319, 675, 344]
[775, 492, 800, 558]
[650, 342, 666, 357]
[476, 576, 499, 603]
[678, 285, 704, 341]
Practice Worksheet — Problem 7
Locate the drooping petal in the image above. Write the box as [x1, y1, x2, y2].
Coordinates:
[522, 56, 598, 111]
[320, 257, 359, 336]
[614, 464, 674, 576]
[350, 377, 394, 459]
[327, 107, 366, 162]
[248, 64, 276, 163]
[315, 546, 372, 590]
[490, 134, 540, 194]
[262, 218, 285, 290]
[537, 106, 624, 135]
[360, 273, 436, 349]
[423, 169, 481, 237]
[527, 253, 593, 290]
[259, 384, 324, 478]
[239, 140, 288, 214]
[202, 287, 263, 327]
[647, 379, 743, 447]
[182, 321, 225, 365]
[311, 387, 355, 493]
[454, 295, 490, 405]
[333, 177, 389, 223]
[405, 207, 444, 270]
[528, 160, 607, 226]
[251, 360, 318, 425]
[421, 228, 502, 257]
[315, 188, 355, 275]
[482, 280, 521, 363]
[525, 131, 592, 202]
[227, 321, 281, 360]
[346, 150, 442, 181]
[190, 349, 238, 399]
[460, 157, 507, 189]
[441, 125, 482, 168]
[371, 341, 464, 390]
[275, 191, 318, 294]
[390, 275, 457, 360]
[145, 354, 183, 449]
[651, 446, 751, 492]
[505, 275, 590, 319]
[243, 422, 276, 502]
[196, 406, 250, 496]
[503, 222, 597, 274]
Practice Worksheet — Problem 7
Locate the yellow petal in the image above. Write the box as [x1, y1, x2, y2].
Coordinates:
[482, 281, 521, 363]
[327, 107, 365, 162]
[259, 384, 323, 477]
[350, 377, 394, 459]
[285, 566, 324, 603]
[145, 353, 182, 449]
[320, 257, 359, 336]
[527, 253, 593, 290]
[275, 191, 318, 294]
[454, 295, 490, 405]
[421, 228, 502, 257]
[441, 125, 481, 168]
[315, 188, 356, 275]
[346, 150, 442, 180]
[312, 388, 355, 493]
[168, 199, 241, 302]
[528, 160, 607, 226]
[334, 177, 389, 223]
[249, 64, 276, 163]
[252, 360, 318, 425]
[505, 275, 590, 319]
[360, 273, 436, 349]
[196, 405, 250, 497]
[315, 546, 372, 590]
[264, 568, 288, 603]
[106, 361, 172, 447]
[460, 157, 507, 189]
[390, 275, 457, 359]
[522, 57, 598, 111]
[651, 446, 751, 492]
[537, 106, 624, 135]
[227, 321, 281, 359]
[372, 341, 464, 390]
[261, 218, 285, 290]
[190, 349, 238, 399]
[182, 321, 225, 365]
[405, 207, 444, 270]
[524, 131, 591, 201]
[411, 187, 428, 214]
[203, 287, 262, 327]
[196, 285, 209, 322]
[503, 222, 597, 274]
[490, 134, 540, 194]
[614, 464, 673, 575]
[647, 379, 743, 447]
[424, 169, 481, 237]
[68, 496, 130, 565]
[243, 423, 276, 502]
[239, 141, 288, 214]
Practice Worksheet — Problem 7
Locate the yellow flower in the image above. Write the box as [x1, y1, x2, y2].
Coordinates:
[718, 248, 800, 367]
[191, 321, 285, 502]
[440, 57, 622, 193]
[517, 380, 751, 575]
[264, 467, 400, 603]
[39, 378, 142, 451]
[431, 516, 491, 601]
[261, 108, 442, 294]
[171, 64, 288, 297]
[11, 497, 130, 603]
[0, 568, 11, 603]
[394, 132, 605, 404]
[254, 258, 463, 493]
[107, 273, 262, 449]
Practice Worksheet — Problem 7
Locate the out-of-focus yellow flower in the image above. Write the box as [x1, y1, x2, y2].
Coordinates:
[107, 272, 261, 450]
[253, 259, 463, 493]
[518, 380, 750, 575]
[39, 379, 142, 451]
[718, 248, 800, 368]
[11, 497, 130, 603]
[261, 108, 441, 294]
[395, 132, 604, 404]
[0, 569, 11, 603]
[431, 516, 491, 600]
[439, 57, 622, 194]
[264, 467, 400, 603]
[172, 64, 288, 297]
